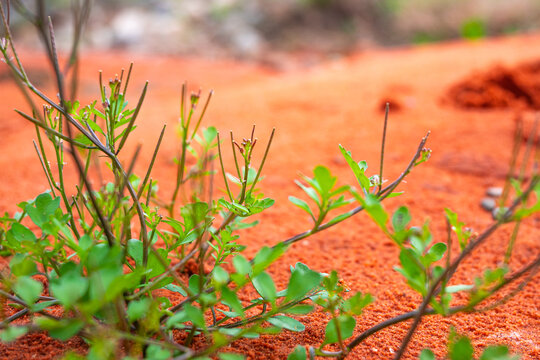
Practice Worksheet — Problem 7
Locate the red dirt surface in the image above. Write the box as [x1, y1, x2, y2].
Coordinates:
[445, 59, 540, 110]
[1, 34, 539, 359]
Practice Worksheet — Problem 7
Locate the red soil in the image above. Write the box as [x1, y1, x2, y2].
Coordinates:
[1, 34, 539, 359]
[445, 59, 540, 110]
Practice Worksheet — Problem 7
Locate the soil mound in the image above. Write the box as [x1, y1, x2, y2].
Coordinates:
[446, 60, 540, 110]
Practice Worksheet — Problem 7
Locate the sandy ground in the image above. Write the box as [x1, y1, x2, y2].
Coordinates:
[0, 33, 539, 359]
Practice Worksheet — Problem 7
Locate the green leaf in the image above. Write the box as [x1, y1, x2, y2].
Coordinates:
[127, 239, 143, 265]
[287, 345, 307, 360]
[392, 206, 411, 232]
[25, 193, 60, 227]
[252, 244, 287, 276]
[181, 202, 210, 229]
[233, 255, 251, 276]
[146, 344, 172, 360]
[342, 292, 373, 315]
[426, 242, 447, 264]
[218, 328, 260, 339]
[295, 180, 320, 205]
[127, 298, 151, 322]
[163, 284, 188, 296]
[285, 263, 322, 302]
[188, 274, 202, 295]
[323, 315, 356, 345]
[449, 332, 474, 360]
[9, 254, 38, 276]
[355, 193, 388, 232]
[219, 353, 245, 360]
[13, 276, 42, 306]
[445, 284, 474, 293]
[0, 326, 28, 342]
[35, 318, 84, 341]
[220, 287, 245, 318]
[50, 271, 89, 308]
[339, 145, 371, 190]
[395, 248, 425, 295]
[284, 304, 314, 315]
[9, 223, 37, 243]
[184, 304, 206, 330]
[480, 345, 518, 360]
[419, 349, 435, 360]
[267, 315, 305, 332]
[312, 166, 337, 196]
[252, 271, 277, 301]
[289, 196, 314, 218]
[212, 266, 230, 286]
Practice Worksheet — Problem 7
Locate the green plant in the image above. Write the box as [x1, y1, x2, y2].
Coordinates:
[0, 2, 538, 360]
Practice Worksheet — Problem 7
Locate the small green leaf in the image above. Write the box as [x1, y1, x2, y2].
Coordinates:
[339, 145, 371, 190]
[50, 272, 89, 308]
[13, 276, 42, 306]
[184, 304, 206, 330]
[212, 266, 230, 286]
[287, 345, 307, 360]
[267, 316, 305, 332]
[289, 196, 314, 218]
[449, 332, 474, 360]
[252, 244, 286, 276]
[220, 287, 245, 318]
[295, 180, 320, 205]
[233, 255, 251, 276]
[323, 315, 356, 345]
[9, 254, 38, 276]
[342, 292, 373, 315]
[0, 326, 28, 342]
[445, 284, 473, 293]
[25, 193, 60, 227]
[219, 353, 245, 360]
[9, 223, 37, 243]
[313, 166, 337, 196]
[127, 298, 151, 322]
[35, 318, 84, 341]
[252, 272, 277, 301]
[355, 193, 388, 232]
[419, 349, 435, 360]
[146, 344, 172, 360]
[392, 206, 411, 232]
[284, 304, 314, 315]
[426, 242, 447, 263]
[189, 274, 201, 294]
[163, 284, 188, 296]
[480, 345, 518, 360]
[285, 263, 322, 302]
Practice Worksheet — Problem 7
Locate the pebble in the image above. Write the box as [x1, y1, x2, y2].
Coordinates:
[486, 186, 503, 197]
[481, 198, 496, 211]
[492, 207, 510, 220]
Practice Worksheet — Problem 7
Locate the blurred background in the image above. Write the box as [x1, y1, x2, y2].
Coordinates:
[7, 0, 540, 63]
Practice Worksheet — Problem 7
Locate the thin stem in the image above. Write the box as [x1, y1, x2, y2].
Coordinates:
[378, 103, 389, 193]
[116, 81, 148, 154]
[216, 132, 233, 201]
[137, 125, 166, 198]
[230, 131, 241, 178]
[248, 128, 275, 196]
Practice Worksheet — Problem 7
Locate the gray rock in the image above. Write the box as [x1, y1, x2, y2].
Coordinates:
[481, 198, 496, 212]
[486, 187, 503, 198]
[492, 206, 510, 220]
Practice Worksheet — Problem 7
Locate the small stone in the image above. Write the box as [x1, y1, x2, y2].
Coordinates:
[492, 206, 510, 220]
[481, 198, 496, 212]
[486, 187, 503, 197]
